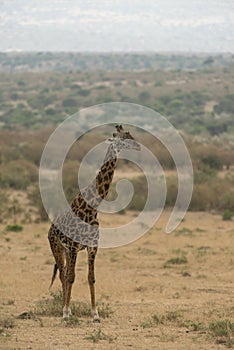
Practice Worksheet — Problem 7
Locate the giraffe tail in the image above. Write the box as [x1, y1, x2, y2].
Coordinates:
[49, 263, 58, 289]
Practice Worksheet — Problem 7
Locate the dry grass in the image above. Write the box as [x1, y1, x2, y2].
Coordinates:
[0, 211, 233, 349]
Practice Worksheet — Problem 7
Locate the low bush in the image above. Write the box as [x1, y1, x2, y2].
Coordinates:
[222, 209, 233, 221]
[5, 224, 23, 232]
[0, 159, 38, 189]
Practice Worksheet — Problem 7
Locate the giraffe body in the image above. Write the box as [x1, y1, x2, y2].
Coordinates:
[48, 125, 140, 321]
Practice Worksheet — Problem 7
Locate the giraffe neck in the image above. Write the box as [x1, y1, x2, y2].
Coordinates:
[71, 144, 118, 215]
[95, 143, 118, 200]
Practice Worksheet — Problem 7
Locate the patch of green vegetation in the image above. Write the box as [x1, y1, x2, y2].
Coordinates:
[209, 319, 234, 337]
[34, 290, 113, 319]
[183, 319, 206, 331]
[140, 320, 153, 329]
[5, 224, 23, 232]
[97, 302, 113, 319]
[137, 247, 157, 255]
[223, 210, 233, 221]
[195, 227, 206, 233]
[0, 317, 15, 337]
[141, 310, 182, 329]
[85, 328, 115, 343]
[196, 246, 211, 258]
[171, 248, 188, 255]
[164, 256, 188, 268]
[175, 227, 193, 236]
[0, 317, 15, 329]
[209, 319, 234, 347]
[20, 256, 27, 261]
[34, 291, 63, 317]
[62, 316, 81, 327]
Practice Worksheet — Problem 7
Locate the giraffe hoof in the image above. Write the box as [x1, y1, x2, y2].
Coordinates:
[63, 307, 72, 319]
[93, 318, 101, 323]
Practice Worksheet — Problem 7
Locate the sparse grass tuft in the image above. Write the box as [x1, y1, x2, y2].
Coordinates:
[164, 256, 188, 268]
[71, 301, 92, 317]
[175, 227, 193, 237]
[0, 317, 15, 337]
[152, 313, 164, 324]
[141, 310, 182, 329]
[209, 319, 234, 347]
[165, 311, 181, 322]
[34, 290, 113, 319]
[97, 302, 113, 319]
[140, 320, 153, 329]
[195, 246, 211, 260]
[195, 227, 206, 233]
[34, 290, 63, 317]
[62, 316, 81, 327]
[0, 317, 15, 329]
[209, 319, 234, 337]
[171, 248, 188, 255]
[137, 247, 157, 255]
[85, 328, 115, 343]
[183, 319, 206, 331]
[20, 256, 27, 261]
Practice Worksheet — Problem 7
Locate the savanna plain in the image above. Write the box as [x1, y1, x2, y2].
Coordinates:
[0, 53, 234, 349]
[0, 210, 234, 349]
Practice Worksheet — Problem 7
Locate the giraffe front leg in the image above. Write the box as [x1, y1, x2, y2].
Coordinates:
[87, 247, 100, 323]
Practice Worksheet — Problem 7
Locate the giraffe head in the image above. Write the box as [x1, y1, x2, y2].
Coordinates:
[106, 125, 141, 154]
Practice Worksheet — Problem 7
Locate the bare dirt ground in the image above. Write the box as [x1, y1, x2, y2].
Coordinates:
[0, 211, 234, 349]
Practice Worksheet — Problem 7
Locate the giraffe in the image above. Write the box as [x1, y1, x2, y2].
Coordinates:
[48, 125, 141, 322]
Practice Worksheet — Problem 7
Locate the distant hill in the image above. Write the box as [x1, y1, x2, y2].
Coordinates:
[0, 52, 233, 73]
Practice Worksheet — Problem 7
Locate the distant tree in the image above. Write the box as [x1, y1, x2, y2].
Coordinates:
[138, 91, 151, 103]
[62, 98, 77, 107]
[203, 57, 214, 65]
[202, 154, 223, 170]
[77, 89, 90, 97]
[0, 159, 38, 189]
[214, 94, 234, 114]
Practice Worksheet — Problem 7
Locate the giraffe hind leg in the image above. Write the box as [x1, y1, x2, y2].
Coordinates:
[48, 228, 66, 312]
[63, 249, 77, 318]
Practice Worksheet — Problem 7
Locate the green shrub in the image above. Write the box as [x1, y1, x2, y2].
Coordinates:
[0, 159, 38, 189]
[209, 319, 234, 337]
[62, 98, 77, 108]
[164, 256, 188, 268]
[201, 154, 223, 170]
[209, 319, 234, 347]
[27, 186, 48, 222]
[5, 224, 23, 232]
[222, 210, 233, 221]
[190, 183, 215, 211]
[77, 89, 90, 97]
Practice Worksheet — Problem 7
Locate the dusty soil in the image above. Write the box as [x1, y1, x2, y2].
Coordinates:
[0, 211, 234, 349]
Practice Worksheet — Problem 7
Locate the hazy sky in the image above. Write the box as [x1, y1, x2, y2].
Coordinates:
[0, 0, 233, 52]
